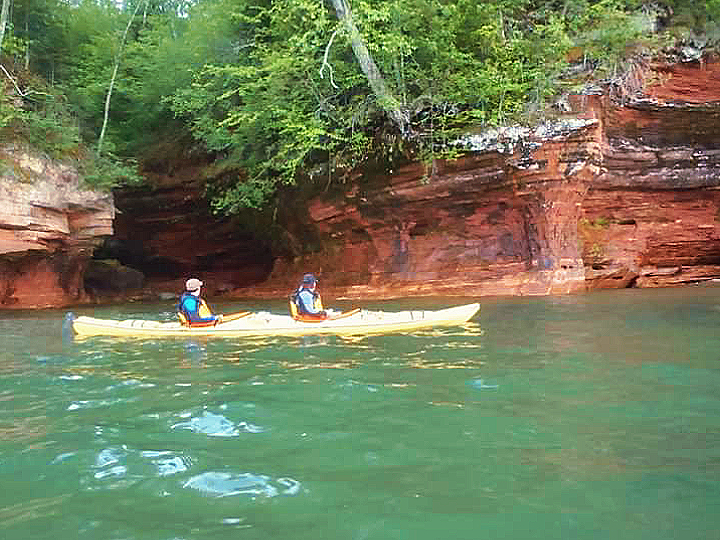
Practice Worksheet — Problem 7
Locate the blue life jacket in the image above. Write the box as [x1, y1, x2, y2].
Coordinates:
[178, 292, 217, 324]
[291, 286, 322, 315]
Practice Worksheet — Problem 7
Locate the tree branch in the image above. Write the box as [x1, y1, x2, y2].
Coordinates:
[98, 0, 147, 154]
[0, 63, 24, 96]
[319, 28, 339, 89]
[0, 63, 52, 99]
[329, 0, 408, 134]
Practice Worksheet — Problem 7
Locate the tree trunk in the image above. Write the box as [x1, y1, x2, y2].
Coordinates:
[0, 0, 11, 53]
[23, 17, 28, 70]
[98, 0, 146, 154]
[329, 0, 408, 134]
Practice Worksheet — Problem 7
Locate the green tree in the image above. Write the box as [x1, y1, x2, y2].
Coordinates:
[4, 0, 708, 208]
[98, 0, 149, 154]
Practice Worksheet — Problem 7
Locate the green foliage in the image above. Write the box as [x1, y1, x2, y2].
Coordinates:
[656, 0, 720, 35]
[15, 101, 81, 158]
[569, 0, 656, 74]
[77, 150, 143, 191]
[0, 74, 81, 158]
[0, 69, 141, 190]
[0, 24, 27, 59]
[0, 92, 22, 129]
[165, 0, 581, 210]
[3, 0, 717, 212]
[167, 0, 351, 210]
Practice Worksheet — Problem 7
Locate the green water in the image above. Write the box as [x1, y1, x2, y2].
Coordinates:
[1, 288, 719, 540]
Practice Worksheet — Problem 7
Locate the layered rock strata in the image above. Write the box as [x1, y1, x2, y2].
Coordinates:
[0, 145, 114, 308]
[4, 57, 720, 307]
[250, 57, 720, 299]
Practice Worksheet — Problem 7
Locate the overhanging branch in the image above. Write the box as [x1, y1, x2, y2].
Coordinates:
[320, 28, 340, 89]
[328, 0, 408, 134]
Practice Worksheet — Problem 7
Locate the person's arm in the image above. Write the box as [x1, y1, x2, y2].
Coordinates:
[199, 299, 222, 323]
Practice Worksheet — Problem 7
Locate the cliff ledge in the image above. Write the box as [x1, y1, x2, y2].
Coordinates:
[0, 145, 114, 308]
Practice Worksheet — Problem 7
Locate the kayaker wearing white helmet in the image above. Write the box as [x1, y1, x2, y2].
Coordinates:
[178, 278, 223, 326]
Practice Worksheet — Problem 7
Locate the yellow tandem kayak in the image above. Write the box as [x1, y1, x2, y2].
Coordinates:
[70, 303, 480, 338]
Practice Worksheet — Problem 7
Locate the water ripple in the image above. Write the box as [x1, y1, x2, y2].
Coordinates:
[171, 410, 264, 437]
[183, 472, 301, 498]
[67, 397, 136, 411]
[93, 447, 127, 480]
[469, 378, 499, 390]
[86, 446, 191, 488]
[140, 451, 189, 476]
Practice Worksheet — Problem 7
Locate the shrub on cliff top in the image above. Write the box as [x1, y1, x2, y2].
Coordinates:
[0, 64, 141, 190]
[0, 68, 80, 159]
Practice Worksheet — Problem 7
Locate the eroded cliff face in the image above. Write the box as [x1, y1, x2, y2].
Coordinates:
[246, 56, 720, 299]
[6, 56, 718, 308]
[0, 145, 114, 308]
[109, 164, 274, 297]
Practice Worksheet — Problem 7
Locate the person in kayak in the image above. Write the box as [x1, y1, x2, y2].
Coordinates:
[290, 273, 328, 320]
[178, 278, 223, 326]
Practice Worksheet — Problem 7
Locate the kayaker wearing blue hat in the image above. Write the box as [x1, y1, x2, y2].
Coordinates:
[178, 278, 223, 326]
[290, 273, 327, 320]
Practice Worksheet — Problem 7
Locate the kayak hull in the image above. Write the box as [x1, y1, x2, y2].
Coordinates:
[71, 303, 480, 338]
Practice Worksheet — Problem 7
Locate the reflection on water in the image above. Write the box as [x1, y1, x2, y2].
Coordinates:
[0, 290, 719, 540]
[184, 471, 301, 498]
[181, 339, 207, 367]
[172, 409, 265, 436]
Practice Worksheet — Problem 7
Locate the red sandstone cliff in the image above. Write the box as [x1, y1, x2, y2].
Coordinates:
[3, 56, 720, 308]
[0, 145, 114, 308]
[246, 56, 720, 299]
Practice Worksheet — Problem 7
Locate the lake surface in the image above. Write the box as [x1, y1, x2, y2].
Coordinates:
[1, 287, 719, 540]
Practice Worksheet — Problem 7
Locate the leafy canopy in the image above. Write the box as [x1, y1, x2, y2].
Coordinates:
[2, 0, 716, 202]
